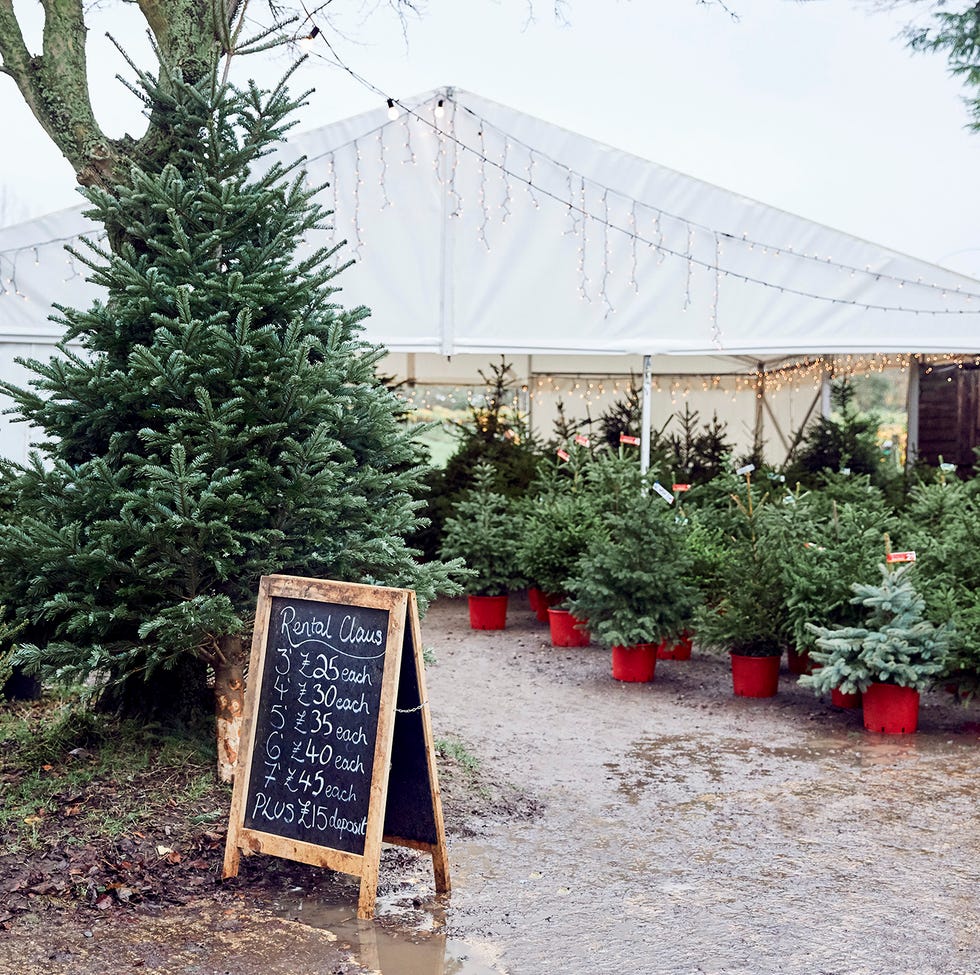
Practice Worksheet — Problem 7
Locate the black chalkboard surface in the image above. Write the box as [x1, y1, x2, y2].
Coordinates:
[243, 596, 390, 855]
[223, 575, 450, 919]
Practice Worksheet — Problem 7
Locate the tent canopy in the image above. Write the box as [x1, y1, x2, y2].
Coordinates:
[2, 86, 979, 368]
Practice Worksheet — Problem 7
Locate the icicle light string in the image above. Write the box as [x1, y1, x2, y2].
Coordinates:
[270, 96, 980, 315]
[378, 129, 392, 210]
[288, 30, 980, 307]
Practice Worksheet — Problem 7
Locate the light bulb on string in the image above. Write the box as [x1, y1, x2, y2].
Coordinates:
[386, 98, 399, 121]
[300, 25, 320, 51]
[434, 98, 445, 119]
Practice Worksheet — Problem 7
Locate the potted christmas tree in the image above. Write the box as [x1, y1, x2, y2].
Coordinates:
[691, 468, 787, 697]
[565, 490, 699, 682]
[517, 485, 599, 646]
[440, 464, 525, 630]
[776, 480, 897, 705]
[800, 562, 949, 733]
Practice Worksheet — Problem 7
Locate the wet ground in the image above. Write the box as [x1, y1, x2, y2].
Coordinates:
[5, 594, 979, 974]
[394, 596, 980, 975]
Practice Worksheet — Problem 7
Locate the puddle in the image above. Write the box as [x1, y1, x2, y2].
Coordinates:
[269, 895, 504, 975]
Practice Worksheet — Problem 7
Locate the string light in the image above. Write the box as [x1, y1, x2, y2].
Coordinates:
[299, 25, 320, 51]
[402, 112, 416, 165]
[378, 130, 391, 210]
[434, 98, 445, 119]
[386, 98, 398, 121]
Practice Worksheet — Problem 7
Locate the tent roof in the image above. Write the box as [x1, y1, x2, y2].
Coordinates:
[3, 86, 979, 367]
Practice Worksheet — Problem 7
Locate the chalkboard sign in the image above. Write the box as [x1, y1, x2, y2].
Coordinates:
[223, 575, 450, 918]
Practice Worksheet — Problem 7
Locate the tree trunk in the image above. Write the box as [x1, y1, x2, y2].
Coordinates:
[213, 635, 246, 784]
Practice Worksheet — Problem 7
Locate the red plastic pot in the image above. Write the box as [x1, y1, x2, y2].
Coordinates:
[730, 653, 780, 698]
[831, 687, 862, 709]
[673, 631, 694, 660]
[658, 632, 693, 660]
[547, 608, 590, 647]
[528, 586, 542, 615]
[467, 594, 508, 630]
[786, 647, 813, 676]
[531, 590, 561, 623]
[611, 643, 658, 682]
[862, 682, 919, 734]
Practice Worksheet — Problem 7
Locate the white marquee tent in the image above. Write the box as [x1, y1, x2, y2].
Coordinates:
[1, 87, 979, 462]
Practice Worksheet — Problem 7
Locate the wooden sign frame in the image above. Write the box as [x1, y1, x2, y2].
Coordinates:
[223, 574, 450, 918]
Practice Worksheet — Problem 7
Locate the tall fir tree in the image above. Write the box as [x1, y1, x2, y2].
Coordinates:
[0, 66, 459, 780]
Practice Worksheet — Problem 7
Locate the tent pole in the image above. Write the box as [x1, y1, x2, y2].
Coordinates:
[905, 356, 920, 470]
[640, 354, 652, 474]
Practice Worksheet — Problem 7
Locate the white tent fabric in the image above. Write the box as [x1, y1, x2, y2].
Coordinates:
[3, 86, 980, 366]
[1, 86, 979, 465]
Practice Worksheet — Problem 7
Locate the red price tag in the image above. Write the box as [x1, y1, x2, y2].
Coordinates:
[574, 434, 590, 447]
[672, 484, 691, 492]
[886, 551, 916, 563]
[556, 448, 570, 461]
[619, 434, 641, 446]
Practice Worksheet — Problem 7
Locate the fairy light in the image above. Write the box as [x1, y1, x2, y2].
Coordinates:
[601, 189, 614, 317]
[577, 176, 590, 302]
[402, 112, 416, 165]
[378, 129, 392, 210]
[711, 232, 722, 348]
[478, 125, 490, 250]
[386, 98, 399, 121]
[352, 140, 364, 256]
[447, 96, 463, 218]
[526, 147, 540, 209]
[500, 137, 512, 223]
[564, 168, 578, 237]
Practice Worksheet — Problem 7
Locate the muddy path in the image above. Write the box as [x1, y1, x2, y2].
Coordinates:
[414, 597, 980, 975]
[3, 594, 979, 974]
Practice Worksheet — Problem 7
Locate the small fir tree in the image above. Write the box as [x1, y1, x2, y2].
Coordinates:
[786, 378, 883, 487]
[0, 68, 459, 779]
[439, 464, 524, 596]
[801, 563, 949, 696]
[565, 486, 699, 649]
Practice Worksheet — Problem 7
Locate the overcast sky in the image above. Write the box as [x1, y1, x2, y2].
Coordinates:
[4, 0, 980, 277]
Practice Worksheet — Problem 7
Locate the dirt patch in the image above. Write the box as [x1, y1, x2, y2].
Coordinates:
[0, 685, 541, 974]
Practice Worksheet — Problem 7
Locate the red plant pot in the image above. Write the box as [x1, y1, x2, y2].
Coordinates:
[532, 590, 561, 623]
[786, 647, 813, 675]
[730, 653, 780, 698]
[658, 632, 693, 660]
[831, 687, 862, 709]
[547, 608, 590, 647]
[467, 594, 508, 630]
[862, 682, 919, 734]
[611, 643, 658, 682]
[528, 586, 542, 614]
[673, 631, 694, 660]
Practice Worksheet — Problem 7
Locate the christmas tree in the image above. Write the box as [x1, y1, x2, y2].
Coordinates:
[802, 563, 949, 696]
[0, 66, 459, 780]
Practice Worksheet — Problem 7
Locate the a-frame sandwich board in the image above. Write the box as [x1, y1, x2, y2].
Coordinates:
[223, 574, 450, 917]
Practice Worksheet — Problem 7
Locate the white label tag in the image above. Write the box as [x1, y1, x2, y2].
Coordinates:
[736, 464, 755, 476]
[652, 481, 675, 504]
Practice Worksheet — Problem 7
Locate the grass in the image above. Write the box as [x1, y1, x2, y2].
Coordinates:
[0, 693, 226, 855]
[435, 735, 480, 773]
